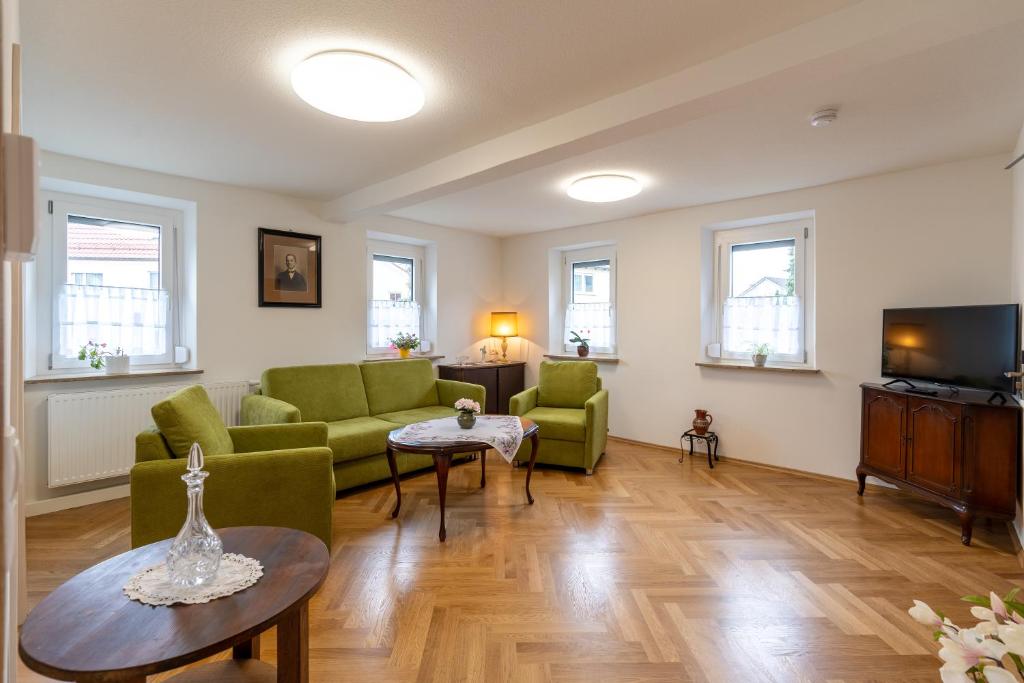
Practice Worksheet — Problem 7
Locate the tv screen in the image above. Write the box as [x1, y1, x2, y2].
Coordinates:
[881, 304, 1020, 392]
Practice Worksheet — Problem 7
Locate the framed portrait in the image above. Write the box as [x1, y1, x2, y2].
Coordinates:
[258, 227, 322, 307]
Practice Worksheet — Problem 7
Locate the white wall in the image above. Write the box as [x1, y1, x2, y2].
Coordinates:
[502, 155, 1012, 481]
[23, 152, 502, 509]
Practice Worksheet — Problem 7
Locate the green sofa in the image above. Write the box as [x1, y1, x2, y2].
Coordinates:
[130, 385, 336, 550]
[240, 359, 486, 492]
[509, 360, 609, 474]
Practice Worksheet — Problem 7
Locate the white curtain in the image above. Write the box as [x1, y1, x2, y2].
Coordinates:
[58, 284, 169, 358]
[369, 299, 421, 349]
[564, 302, 615, 351]
[722, 296, 801, 356]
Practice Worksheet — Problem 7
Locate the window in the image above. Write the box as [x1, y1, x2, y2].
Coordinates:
[713, 219, 813, 364]
[563, 246, 616, 353]
[367, 241, 423, 353]
[47, 193, 179, 368]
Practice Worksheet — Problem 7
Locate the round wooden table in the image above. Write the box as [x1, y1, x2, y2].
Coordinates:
[19, 526, 329, 683]
[386, 416, 540, 542]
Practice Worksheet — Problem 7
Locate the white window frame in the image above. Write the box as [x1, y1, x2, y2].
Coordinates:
[366, 239, 425, 354]
[562, 245, 617, 354]
[712, 218, 814, 366]
[46, 191, 180, 369]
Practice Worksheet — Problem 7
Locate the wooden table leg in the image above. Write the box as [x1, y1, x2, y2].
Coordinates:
[480, 449, 486, 488]
[277, 603, 309, 683]
[706, 437, 714, 469]
[433, 453, 451, 542]
[525, 432, 539, 505]
[233, 634, 260, 660]
[386, 446, 401, 519]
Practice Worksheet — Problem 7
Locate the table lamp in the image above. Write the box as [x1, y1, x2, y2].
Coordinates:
[490, 311, 518, 362]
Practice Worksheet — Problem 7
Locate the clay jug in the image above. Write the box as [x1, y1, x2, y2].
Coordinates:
[692, 409, 713, 436]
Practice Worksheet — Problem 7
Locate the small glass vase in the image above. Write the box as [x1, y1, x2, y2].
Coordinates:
[457, 411, 476, 429]
[166, 443, 223, 588]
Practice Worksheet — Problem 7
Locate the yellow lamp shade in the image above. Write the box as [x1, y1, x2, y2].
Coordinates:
[490, 311, 519, 338]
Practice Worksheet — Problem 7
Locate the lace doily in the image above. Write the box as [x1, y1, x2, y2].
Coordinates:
[123, 553, 263, 606]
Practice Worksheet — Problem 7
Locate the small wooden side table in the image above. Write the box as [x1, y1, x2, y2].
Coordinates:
[19, 526, 329, 683]
[680, 429, 720, 469]
[386, 417, 540, 542]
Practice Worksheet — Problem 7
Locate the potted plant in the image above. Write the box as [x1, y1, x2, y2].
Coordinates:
[79, 341, 130, 374]
[751, 343, 770, 367]
[388, 332, 421, 359]
[454, 398, 481, 429]
[568, 330, 590, 357]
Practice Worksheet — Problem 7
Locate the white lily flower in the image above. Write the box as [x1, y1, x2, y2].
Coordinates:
[938, 628, 1008, 672]
[991, 592, 1010, 620]
[939, 664, 973, 683]
[910, 600, 943, 627]
[973, 605, 998, 622]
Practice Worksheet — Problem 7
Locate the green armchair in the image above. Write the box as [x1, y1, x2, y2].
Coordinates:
[509, 360, 608, 474]
[130, 385, 335, 550]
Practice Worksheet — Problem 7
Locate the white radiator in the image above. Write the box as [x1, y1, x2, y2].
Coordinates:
[47, 380, 256, 487]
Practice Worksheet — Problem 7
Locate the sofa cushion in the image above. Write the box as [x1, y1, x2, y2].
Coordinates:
[524, 406, 586, 442]
[360, 359, 439, 415]
[537, 360, 598, 409]
[151, 385, 234, 459]
[325, 417, 396, 464]
[262, 364, 369, 423]
[375, 405, 458, 426]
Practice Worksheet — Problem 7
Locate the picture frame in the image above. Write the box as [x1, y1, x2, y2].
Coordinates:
[258, 227, 322, 308]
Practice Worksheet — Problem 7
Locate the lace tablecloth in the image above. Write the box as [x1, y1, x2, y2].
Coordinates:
[396, 415, 524, 462]
[123, 553, 263, 606]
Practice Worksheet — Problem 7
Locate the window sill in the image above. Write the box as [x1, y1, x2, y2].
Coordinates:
[26, 367, 204, 385]
[544, 354, 620, 364]
[362, 354, 445, 363]
[695, 361, 820, 375]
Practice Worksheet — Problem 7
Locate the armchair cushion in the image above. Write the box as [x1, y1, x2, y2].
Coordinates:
[375, 405, 458, 426]
[150, 385, 234, 459]
[360, 359, 439, 414]
[228, 422, 328, 453]
[326, 417, 396, 463]
[537, 360, 598, 409]
[523, 407, 586, 442]
[261, 364, 369, 423]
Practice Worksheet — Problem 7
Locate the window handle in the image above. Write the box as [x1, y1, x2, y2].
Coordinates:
[1003, 371, 1024, 378]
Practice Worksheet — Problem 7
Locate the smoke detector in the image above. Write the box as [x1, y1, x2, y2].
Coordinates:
[810, 108, 839, 127]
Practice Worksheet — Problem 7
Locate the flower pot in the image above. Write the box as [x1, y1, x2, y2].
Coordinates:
[692, 409, 713, 436]
[398, 348, 411, 359]
[457, 412, 476, 429]
[105, 355, 130, 374]
[752, 353, 768, 367]
[577, 345, 590, 358]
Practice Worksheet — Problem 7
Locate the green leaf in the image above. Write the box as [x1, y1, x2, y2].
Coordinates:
[1006, 587, 1021, 603]
[962, 595, 991, 607]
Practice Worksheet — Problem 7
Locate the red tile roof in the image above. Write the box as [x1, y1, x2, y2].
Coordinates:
[67, 222, 159, 260]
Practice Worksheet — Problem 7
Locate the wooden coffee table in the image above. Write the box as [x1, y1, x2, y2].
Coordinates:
[19, 526, 329, 683]
[386, 416, 540, 542]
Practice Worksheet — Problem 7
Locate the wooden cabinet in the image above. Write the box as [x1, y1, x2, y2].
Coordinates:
[437, 362, 525, 415]
[857, 383, 1020, 545]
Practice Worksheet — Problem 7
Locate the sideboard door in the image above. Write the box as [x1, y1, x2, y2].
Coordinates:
[861, 389, 906, 478]
[906, 397, 961, 496]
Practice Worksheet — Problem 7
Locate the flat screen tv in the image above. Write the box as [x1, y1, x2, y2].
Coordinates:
[881, 304, 1020, 392]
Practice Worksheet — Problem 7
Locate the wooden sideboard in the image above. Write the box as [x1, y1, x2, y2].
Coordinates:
[857, 382, 1021, 545]
[438, 362, 525, 415]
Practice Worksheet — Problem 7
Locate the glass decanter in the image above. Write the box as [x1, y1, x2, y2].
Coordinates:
[166, 443, 223, 588]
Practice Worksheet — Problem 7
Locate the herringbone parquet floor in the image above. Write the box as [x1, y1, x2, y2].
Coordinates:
[18, 440, 1024, 682]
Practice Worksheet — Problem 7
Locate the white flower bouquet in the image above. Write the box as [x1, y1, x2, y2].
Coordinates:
[910, 589, 1024, 682]
[454, 398, 481, 415]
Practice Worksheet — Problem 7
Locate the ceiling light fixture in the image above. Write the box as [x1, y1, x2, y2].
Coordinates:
[567, 174, 642, 203]
[291, 51, 424, 122]
[809, 107, 839, 127]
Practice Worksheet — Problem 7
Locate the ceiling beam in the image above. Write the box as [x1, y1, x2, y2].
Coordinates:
[322, 0, 1024, 223]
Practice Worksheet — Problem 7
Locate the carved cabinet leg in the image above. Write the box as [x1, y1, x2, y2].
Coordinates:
[959, 510, 975, 546]
[856, 469, 866, 496]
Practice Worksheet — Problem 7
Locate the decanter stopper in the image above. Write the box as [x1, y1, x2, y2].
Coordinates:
[166, 442, 223, 588]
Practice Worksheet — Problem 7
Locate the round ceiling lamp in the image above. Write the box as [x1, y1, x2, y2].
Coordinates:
[566, 174, 642, 203]
[291, 51, 424, 122]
